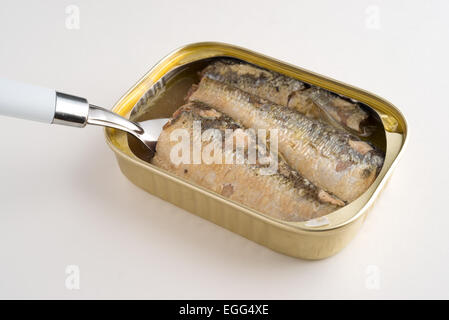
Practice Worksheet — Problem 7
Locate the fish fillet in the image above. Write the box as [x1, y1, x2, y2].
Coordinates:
[188, 77, 384, 202]
[151, 102, 344, 222]
[202, 60, 372, 135]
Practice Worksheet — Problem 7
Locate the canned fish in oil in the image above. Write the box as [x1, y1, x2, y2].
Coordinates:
[105, 42, 408, 259]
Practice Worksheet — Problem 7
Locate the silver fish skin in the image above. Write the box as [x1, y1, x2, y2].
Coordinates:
[151, 102, 344, 222]
[201, 60, 372, 135]
[188, 77, 384, 202]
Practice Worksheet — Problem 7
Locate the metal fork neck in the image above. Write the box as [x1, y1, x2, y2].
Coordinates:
[87, 105, 143, 137]
[52, 92, 143, 139]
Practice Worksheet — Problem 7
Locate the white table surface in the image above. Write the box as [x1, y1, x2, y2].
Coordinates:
[0, 0, 448, 299]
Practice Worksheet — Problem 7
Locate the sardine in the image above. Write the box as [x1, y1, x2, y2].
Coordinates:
[151, 102, 344, 222]
[188, 77, 384, 202]
[201, 60, 372, 136]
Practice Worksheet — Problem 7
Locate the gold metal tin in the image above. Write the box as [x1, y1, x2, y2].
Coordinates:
[105, 42, 408, 260]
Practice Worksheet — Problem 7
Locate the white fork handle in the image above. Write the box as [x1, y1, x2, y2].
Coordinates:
[0, 77, 89, 127]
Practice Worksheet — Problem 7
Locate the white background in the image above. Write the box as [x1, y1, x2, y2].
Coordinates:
[0, 0, 448, 299]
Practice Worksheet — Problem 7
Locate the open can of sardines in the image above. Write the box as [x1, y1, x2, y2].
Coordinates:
[107, 42, 408, 260]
